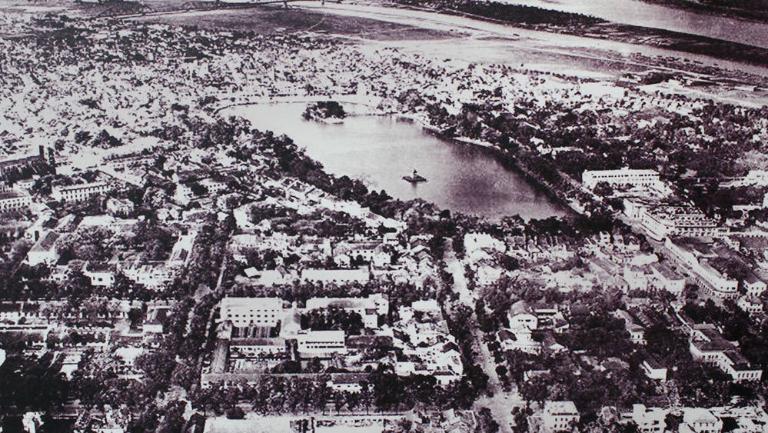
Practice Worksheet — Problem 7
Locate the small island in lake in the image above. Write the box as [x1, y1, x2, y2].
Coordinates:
[302, 101, 347, 122]
[403, 169, 427, 183]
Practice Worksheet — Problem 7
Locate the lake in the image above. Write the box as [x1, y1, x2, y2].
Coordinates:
[226, 102, 566, 220]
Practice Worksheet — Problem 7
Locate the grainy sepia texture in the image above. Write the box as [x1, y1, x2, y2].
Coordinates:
[0, 0, 767, 432]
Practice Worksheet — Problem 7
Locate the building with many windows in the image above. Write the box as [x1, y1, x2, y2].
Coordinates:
[689, 325, 762, 382]
[582, 168, 661, 190]
[52, 181, 111, 202]
[219, 297, 286, 327]
[640, 206, 725, 241]
[0, 189, 32, 212]
[296, 330, 346, 357]
[542, 401, 580, 433]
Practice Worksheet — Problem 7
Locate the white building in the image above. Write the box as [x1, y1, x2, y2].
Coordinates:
[664, 238, 738, 299]
[582, 168, 661, 190]
[84, 262, 115, 287]
[26, 231, 60, 266]
[296, 330, 346, 357]
[689, 326, 762, 382]
[744, 274, 767, 297]
[681, 409, 722, 433]
[542, 401, 580, 433]
[508, 301, 537, 331]
[52, 181, 111, 202]
[219, 297, 285, 327]
[0, 189, 32, 212]
[641, 358, 667, 381]
[300, 268, 370, 284]
[621, 405, 666, 433]
[123, 263, 173, 289]
[640, 206, 724, 241]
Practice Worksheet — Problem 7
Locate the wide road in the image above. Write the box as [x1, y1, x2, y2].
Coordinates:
[443, 239, 525, 433]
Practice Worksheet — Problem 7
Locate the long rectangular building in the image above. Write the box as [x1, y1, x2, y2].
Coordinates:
[582, 168, 661, 190]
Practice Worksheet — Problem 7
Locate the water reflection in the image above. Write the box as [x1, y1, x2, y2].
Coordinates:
[227, 102, 566, 220]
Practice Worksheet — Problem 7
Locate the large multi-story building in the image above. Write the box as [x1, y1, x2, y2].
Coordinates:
[0, 189, 32, 212]
[582, 168, 661, 190]
[52, 181, 111, 203]
[0, 146, 52, 179]
[542, 401, 580, 433]
[680, 409, 722, 433]
[219, 297, 286, 327]
[296, 330, 346, 357]
[664, 238, 739, 299]
[689, 325, 762, 382]
[640, 206, 724, 241]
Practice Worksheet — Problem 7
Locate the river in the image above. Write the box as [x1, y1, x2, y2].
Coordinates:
[500, 0, 768, 49]
[225, 102, 566, 220]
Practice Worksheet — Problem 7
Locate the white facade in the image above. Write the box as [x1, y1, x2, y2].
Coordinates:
[0, 191, 31, 212]
[52, 181, 111, 202]
[26, 231, 60, 266]
[640, 206, 724, 241]
[296, 330, 346, 357]
[681, 409, 722, 433]
[582, 168, 660, 190]
[301, 268, 370, 284]
[542, 401, 580, 433]
[220, 297, 285, 327]
[622, 405, 666, 433]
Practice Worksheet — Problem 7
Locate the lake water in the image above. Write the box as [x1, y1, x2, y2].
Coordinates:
[501, 0, 768, 49]
[226, 102, 566, 220]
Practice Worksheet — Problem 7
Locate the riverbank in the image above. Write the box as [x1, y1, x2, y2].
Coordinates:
[391, 0, 768, 67]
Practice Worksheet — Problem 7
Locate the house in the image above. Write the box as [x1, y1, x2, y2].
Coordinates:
[0, 189, 32, 212]
[542, 401, 580, 433]
[641, 357, 667, 381]
[615, 309, 646, 345]
[649, 262, 686, 296]
[26, 231, 60, 266]
[621, 405, 666, 433]
[106, 197, 135, 217]
[743, 273, 767, 297]
[229, 336, 287, 357]
[680, 408, 722, 433]
[497, 328, 541, 355]
[737, 296, 764, 317]
[326, 374, 367, 393]
[474, 263, 503, 286]
[142, 306, 170, 334]
[333, 241, 391, 268]
[123, 262, 173, 289]
[84, 262, 115, 287]
[508, 301, 537, 330]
